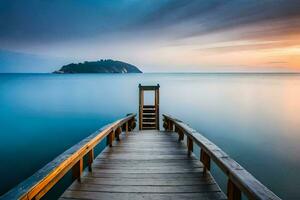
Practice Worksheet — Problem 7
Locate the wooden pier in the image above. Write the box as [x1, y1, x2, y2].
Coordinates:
[60, 130, 226, 200]
[1, 85, 281, 200]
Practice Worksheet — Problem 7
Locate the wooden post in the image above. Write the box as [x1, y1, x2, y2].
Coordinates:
[107, 131, 114, 147]
[139, 86, 144, 130]
[187, 137, 193, 157]
[168, 121, 173, 131]
[141, 90, 144, 130]
[125, 122, 129, 135]
[88, 149, 94, 172]
[73, 158, 83, 182]
[178, 129, 184, 142]
[200, 149, 211, 175]
[174, 125, 178, 132]
[115, 129, 119, 141]
[167, 119, 169, 131]
[155, 85, 160, 130]
[227, 179, 241, 200]
[129, 118, 136, 131]
[139, 84, 142, 130]
[115, 127, 121, 141]
[163, 118, 168, 131]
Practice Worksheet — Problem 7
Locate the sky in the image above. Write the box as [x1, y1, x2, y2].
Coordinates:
[0, 0, 300, 72]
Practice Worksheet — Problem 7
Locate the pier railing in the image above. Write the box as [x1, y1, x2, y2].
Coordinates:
[1, 114, 136, 200]
[163, 114, 281, 200]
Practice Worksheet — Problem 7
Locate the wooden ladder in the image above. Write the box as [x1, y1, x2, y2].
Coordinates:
[139, 84, 160, 130]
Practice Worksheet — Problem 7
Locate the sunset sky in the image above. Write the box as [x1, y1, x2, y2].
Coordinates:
[1, 0, 300, 72]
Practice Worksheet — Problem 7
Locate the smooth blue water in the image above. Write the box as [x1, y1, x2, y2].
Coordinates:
[0, 73, 300, 199]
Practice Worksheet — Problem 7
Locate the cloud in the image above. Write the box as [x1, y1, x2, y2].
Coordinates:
[0, 0, 300, 72]
[131, 0, 300, 39]
[1, 0, 300, 45]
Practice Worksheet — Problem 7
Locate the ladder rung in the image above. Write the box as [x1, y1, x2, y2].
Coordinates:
[143, 109, 155, 112]
[142, 124, 156, 127]
[143, 120, 156, 123]
[142, 127, 156, 130]
[143, 117, 156, 120]
[143, 105, 155, 108]
[142, 122, 156, 125]
[143, 113, 156, 116]
[143, 108, 155, 111]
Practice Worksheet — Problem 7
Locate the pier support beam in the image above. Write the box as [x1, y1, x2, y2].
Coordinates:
[227, 179, 241, 200]
[73, 158, 83, 182]
[88, 149, 94, 172]
[107, 131, 114, 147]
[115, 127, 121, 141]
[200, 149, 211, 175]
[178, 128, 184, 141]
[187, 136, 193, 157]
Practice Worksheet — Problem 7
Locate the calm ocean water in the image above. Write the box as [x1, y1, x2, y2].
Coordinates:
[0, 73, 299, 199]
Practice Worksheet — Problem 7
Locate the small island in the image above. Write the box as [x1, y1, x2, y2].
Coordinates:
[53, 59, 142, 74]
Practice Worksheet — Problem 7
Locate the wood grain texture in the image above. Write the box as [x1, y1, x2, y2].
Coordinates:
[163, 114, 281, 200]
[61, 130, 226, 200]
[60, 191, 227, 200]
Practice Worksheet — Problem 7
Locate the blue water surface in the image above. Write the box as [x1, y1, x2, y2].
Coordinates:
[0, 73, 299, 199]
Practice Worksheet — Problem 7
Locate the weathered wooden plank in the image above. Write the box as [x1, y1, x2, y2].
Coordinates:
[116, 134, 181, 140]
[77, 177, 215, 186]
[93, 158, 201, 165]
[95, 159, 200, 165]
[90, 167, 203, 174]
[116, 140, 181, 144]
[120, 133, 176, 138]
[100, 151, 188, 155]
[59, 129, 225, 200]
[61, 190, 227, 200]
[92, 162, 203, 168]
[99, 151, 190, 157]
[110, 143, 185, 149]
[67, 183, 221, 193]
[92, 162, 203, 169]
[97, 154, 196, 160]
[107, 144, 187, 148]
[88, 172, 209, 179]
[101, 148, 187, 154]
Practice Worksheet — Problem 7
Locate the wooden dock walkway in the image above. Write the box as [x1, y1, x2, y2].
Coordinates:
[0, 85, 281, 200]
[59, 130, 226, 200]
[0, 114, 281, 200]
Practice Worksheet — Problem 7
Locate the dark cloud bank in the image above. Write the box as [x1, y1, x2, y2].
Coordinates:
[1, 0, 300, 44]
